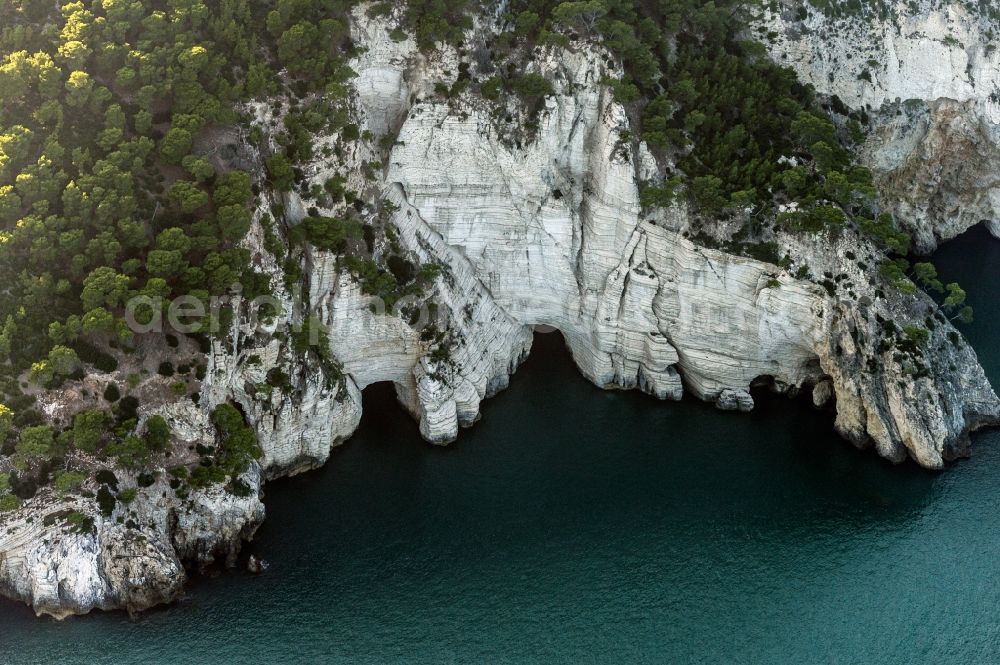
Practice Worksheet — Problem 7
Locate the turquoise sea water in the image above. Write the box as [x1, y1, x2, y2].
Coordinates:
[3, 227, 1000, 663]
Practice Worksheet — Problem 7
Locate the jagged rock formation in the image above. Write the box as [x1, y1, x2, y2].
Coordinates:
[0, 402, 264, 618]
[3, 4, 999, 618]
[310, 9, 995, 466]
[762, 0, 1000, 251]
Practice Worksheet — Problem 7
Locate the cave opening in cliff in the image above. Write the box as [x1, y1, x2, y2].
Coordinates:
[746, 374, 838, 423]
[530, 326, 575, 366]
[358, 381, 421, 437]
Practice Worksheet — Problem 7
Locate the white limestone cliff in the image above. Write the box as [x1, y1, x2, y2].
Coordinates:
[337, 12, 995, 466]
[0, 401, 264, 618]
[761, 0, 1000, 251]
[3, 3, 1000, 619]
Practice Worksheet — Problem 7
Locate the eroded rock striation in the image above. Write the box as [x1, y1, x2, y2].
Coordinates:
[3, 4, 999, 618]
[0, 402, 264, 618]
[313, 9, 996, 467]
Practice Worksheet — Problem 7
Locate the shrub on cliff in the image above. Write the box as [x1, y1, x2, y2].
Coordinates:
[0, 493, 21, 512]
[72, 410, 106, 453]
[103, 384, 121, 403]
[105, 436, 151, 470]
[0, 404, 12, 443]
[509, 73, 553, 101]
[266, 154, 296, 192]
[404, 0, 472, 50]
[211, 404, 262, 479]
[54, 471, 86, 496]
[14, 426, 54, 469]
[96, 485, 116, 516]
[289, 215, 362, 252]
[145, 416, 171, 453]
[189, 464, 227, 489]
[95, 469, 118, 490]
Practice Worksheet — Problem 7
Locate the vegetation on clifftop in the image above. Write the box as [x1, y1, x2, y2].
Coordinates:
[0, 0, 339, 505]
[0, 0, 982, 510]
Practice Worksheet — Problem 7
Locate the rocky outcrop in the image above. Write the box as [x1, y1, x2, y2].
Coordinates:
[0, 504, 185, 619]
[4, 4, 1000, 619]
[199, 298, 364, 478]
[304, 13, 996, 467]
[0, 399, 265, 618]
[717, 389, 755, 412]
[863, 97, 1000, 251]
[0, 470, 263, 618]
[214, 5, 996, 467]
[762, 0, 1000, 251]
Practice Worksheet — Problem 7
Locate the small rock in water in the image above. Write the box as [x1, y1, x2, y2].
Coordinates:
[247, 555, 264, 574]
[715, 389, 754, 412]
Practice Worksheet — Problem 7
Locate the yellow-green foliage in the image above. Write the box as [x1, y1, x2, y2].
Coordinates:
[54, 470, 87, 495]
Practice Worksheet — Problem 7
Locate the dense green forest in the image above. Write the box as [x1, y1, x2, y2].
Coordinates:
[0, 0, 980, 512]
[0, 0, 282, 508]
[0, 0, 412, 511]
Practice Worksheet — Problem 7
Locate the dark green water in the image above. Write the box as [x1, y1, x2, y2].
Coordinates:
[3, 227, 1000, 664]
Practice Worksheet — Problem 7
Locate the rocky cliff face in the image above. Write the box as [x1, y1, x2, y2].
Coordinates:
[0, 402, 264, 618]
[762, 0, 1000, 251]
[3, 4, 999, 618]
[303, 9, 995, 467]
